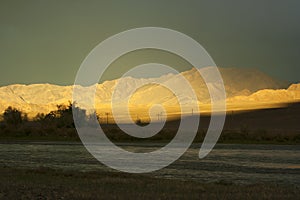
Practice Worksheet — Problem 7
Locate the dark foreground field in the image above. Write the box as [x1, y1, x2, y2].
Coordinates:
[0, 167, 298, 200]
[0, 103, 299, 199]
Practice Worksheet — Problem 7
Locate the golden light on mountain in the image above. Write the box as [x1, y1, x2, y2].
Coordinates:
[0, 68, 299, 121]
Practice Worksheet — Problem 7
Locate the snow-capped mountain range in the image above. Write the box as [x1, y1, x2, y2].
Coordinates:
[0, 67, 299, 117]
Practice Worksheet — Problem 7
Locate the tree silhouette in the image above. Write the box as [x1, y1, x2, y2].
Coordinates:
[39, 102, 87, 128]
[3, 106, 23, 125]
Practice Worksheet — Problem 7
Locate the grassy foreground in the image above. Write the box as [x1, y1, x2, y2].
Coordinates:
[0, 166, 298, 200]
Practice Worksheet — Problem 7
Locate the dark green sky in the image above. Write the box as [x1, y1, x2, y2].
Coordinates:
[0, 0, 299, 86]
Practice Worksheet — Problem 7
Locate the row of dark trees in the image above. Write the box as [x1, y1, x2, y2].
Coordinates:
[2, 106, 27, 125]
[0, 102, 145, 139]
[0, 103, 81, 127]
[0, 103, 91, 138]
[1, 103, 147, 128]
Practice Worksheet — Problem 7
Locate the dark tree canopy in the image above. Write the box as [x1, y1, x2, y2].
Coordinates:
[3, 106, 24, 125]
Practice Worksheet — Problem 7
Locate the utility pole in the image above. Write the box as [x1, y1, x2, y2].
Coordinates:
[105, 112, 109, 124]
